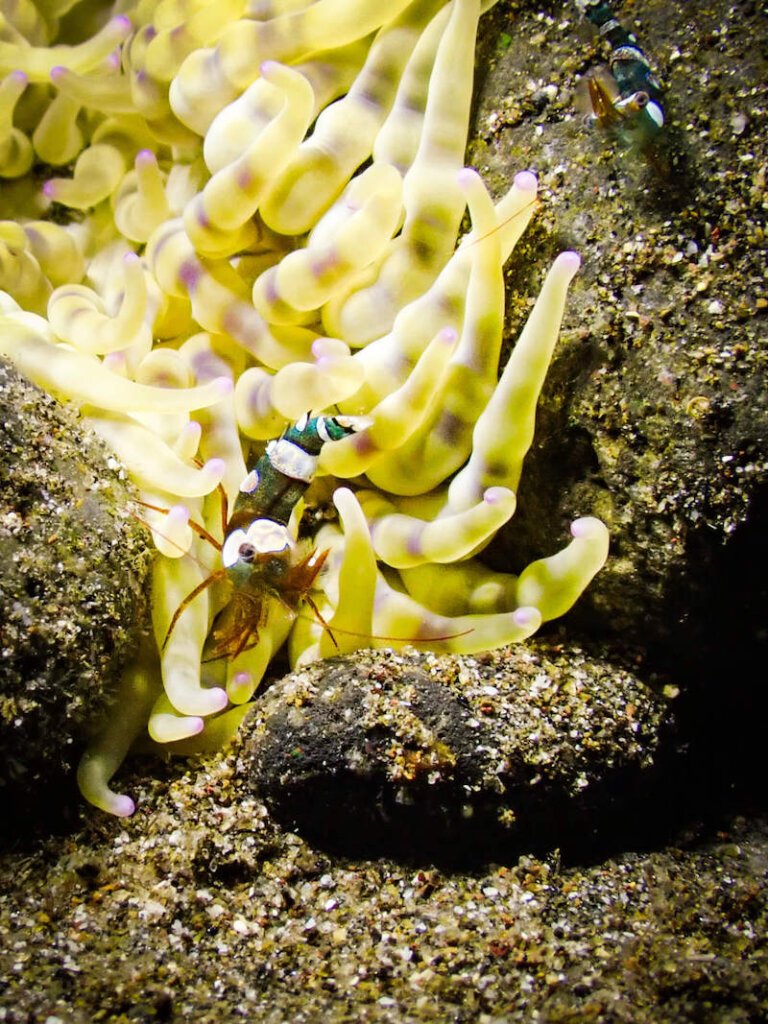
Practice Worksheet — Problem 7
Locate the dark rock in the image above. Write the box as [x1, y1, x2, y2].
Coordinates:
[243, 644, 674, 862]
[471, 0, 768, 666]
[0, 359, 152, 832]
[465, 0, 768, 814]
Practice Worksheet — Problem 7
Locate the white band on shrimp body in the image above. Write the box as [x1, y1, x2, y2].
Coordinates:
[315, 417, 332, 443]
[646, 101, 664, 127]
[248, 519, 292, 553]
[222, 520, 292, 568]
[266, 438, 318, 482]
[239, 468, 260, 493]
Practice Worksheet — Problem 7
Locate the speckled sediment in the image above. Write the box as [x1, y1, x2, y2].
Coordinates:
[0, 744, 764, 1024]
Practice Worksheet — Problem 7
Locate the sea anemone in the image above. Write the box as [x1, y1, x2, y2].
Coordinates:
[0, 0, 609, 816]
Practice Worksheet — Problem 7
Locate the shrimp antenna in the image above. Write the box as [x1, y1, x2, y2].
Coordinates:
[137, 499, 222, 551]
[457, 194, 538, 254]
[295, 612, 473, 646]
[161, 567, 230, 651]
[303, 594, 339, 651]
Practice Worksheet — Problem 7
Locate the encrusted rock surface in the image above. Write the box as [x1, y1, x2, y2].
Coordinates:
[0, 359, 152, 824]
[245, 645, 673, 860]
[471, 0, 768, 661]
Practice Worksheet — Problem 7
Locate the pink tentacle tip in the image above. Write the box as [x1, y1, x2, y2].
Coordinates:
[438, 327, 458, 345]
[111, 15, 132, 33]
[136, 148, 156, 166]
[180, 417, 202, 438]
[209, 688, 229, 713]
[42, 181, 57, 199]
[557, 250, 582, 273]
[10, 70, 28, 86]
[203, 456, 227, 479]
[456, 167, 480, 188]
[229, 672, 255, 702]
[513, 606, 540, 628]
[233, 671, 252, 688]
[260, 60, 279, 77]
[514, 170, 538, 192]
[167, 504, 190, 525]
[112, 794, 136, 817]
[212, 375, 234, 395]
[123, 251, 141, 265]
[571, 516, 602, 540]
[49, 65, 66, 82]
[483, 487, 508, 506]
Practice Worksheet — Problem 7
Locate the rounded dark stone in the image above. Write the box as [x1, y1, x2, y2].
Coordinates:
[0, 359, 152, 832]
[242, 644, 674, 862]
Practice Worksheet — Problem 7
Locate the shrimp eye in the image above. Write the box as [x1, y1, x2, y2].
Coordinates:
[238, 542, 257, 563]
